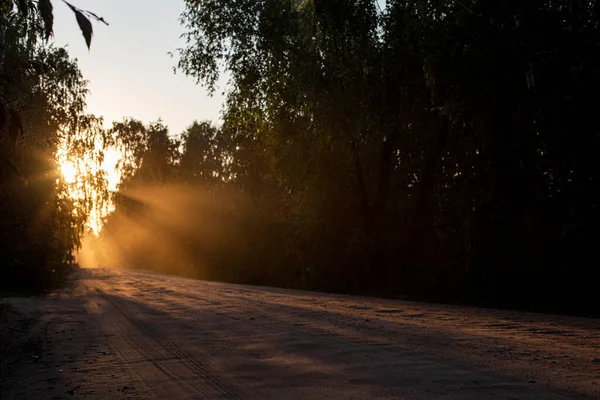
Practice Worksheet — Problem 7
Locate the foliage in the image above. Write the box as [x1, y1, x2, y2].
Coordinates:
[0, 0, 104, 293]
[165, 0, 600, 314]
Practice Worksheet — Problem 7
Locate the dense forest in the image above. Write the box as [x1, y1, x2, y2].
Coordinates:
[2, 0, 599, 316]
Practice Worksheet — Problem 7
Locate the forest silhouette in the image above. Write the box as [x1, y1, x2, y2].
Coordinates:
[1, 0, 598, 316]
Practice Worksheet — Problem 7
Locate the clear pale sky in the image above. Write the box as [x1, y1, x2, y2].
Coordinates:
[52, 0, 225, 136]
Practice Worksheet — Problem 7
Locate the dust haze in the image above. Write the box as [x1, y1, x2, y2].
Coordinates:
[77, 183, 251, 279]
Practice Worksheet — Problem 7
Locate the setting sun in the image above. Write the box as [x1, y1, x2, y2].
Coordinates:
[60, 161, 78, 184]
[57, 137, 123, 235]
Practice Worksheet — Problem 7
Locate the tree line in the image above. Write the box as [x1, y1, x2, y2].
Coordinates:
[99, 0, 599, 315]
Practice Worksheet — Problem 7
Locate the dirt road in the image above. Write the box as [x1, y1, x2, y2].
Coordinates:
[2, 268, 599, 399]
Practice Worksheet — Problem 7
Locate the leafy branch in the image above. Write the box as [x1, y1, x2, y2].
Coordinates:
[34, 0, 108, 49]
[61, 0, 109, 49]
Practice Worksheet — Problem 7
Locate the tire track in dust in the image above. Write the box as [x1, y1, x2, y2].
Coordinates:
[84, 280, 218, 399]
[93, 289, 262, 400]
[86, 294, 206, 399]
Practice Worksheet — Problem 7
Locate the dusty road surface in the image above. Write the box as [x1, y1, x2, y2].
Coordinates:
[2, 268, 599, 399]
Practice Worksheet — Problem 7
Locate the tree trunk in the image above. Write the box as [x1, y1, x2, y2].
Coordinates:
[402, 117, 450, 292]
[349, 138, 371, 233]
[409, 117, 450, 234]
[371, 127, 401, 230]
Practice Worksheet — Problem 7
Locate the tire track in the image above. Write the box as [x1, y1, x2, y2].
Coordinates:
[94, 288, 262, 400]
[87, 294, 200, 399]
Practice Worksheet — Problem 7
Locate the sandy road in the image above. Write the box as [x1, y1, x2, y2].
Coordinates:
[2, 268, 599, 399]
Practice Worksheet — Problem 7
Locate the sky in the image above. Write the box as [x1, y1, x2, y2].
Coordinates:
[52, 0, 225, 136]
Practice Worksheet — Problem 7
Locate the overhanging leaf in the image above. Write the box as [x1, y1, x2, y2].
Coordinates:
[64, 2, 93, 49]
[74, 9, 93, 49]
[38, 0, 54, 39]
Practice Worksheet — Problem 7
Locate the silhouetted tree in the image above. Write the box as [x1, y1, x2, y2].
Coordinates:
[1, 1, 105, 292]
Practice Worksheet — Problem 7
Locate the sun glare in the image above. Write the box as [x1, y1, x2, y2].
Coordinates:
[58, 138, 123, 235]
[60, 161, 78, 184]
[103, 148, 122, 191]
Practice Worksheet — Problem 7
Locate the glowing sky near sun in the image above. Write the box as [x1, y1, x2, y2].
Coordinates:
[50, 0, 228, 234]
[51, 0, 226, 136]
[57, 139, 121, 234]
